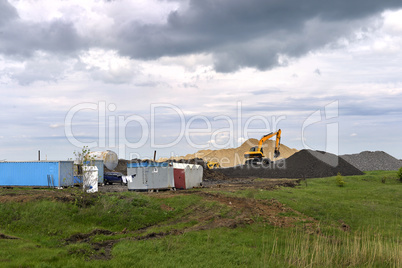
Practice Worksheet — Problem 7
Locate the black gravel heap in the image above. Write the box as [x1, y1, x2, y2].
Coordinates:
[219, 149, 363, 179]
[340, 151, 402, 171]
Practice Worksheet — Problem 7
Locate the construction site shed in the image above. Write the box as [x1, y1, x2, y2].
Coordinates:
[127, 165, 174, 191]
[172, 163, 203, 189]
[0, 161, 74, 187]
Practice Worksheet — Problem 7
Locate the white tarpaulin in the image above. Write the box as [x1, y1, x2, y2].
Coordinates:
[122, 175, 135, 184]
[83, 166, 98, 193]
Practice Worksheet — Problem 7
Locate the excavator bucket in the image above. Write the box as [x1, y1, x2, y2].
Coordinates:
[274, 149, 280, 158]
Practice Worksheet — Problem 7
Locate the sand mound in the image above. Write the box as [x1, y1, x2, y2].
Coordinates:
[220, 149, 363, 179]
[158, 139, 298, 168]
[341, 151, 402, 171]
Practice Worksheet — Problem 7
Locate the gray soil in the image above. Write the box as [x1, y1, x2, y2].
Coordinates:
[340, 151, 402, 171]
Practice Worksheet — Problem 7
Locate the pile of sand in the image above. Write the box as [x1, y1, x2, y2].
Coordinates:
[158, 139, 298, 167]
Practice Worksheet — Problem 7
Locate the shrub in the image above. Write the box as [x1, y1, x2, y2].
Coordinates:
[336, 172, 345, 187]
[397, 167, 402, 183]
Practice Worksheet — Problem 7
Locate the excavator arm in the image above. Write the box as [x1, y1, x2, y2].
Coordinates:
[257, 129, 281, 158]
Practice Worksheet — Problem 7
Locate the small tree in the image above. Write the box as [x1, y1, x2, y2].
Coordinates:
[73, 146, 94, 191]
[74, 146, 92, 167]
[397, 167, 402, 183]
[336, 172, 345, 187]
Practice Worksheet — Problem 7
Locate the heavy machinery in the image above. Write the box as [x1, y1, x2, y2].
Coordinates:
[244, 129, 281, 165]
[206, 161, 220, 169]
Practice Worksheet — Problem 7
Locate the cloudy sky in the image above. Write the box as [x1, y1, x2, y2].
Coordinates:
[1, 0, 402, 161]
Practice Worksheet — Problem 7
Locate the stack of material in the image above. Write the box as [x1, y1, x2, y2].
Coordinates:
[158, 139, 298, 167]
[340, 151, 402, 171]
[220, 150, 363, 179]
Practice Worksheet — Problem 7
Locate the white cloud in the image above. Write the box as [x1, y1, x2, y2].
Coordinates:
[49, 124, 63, 129]
[78, 49, 138, 84]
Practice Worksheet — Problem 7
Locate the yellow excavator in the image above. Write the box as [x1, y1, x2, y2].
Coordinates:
[244, 129, 281, 165]
[206, 161, 220, 169]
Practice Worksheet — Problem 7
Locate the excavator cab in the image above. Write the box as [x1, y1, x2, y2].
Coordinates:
[249, 146, 263, 153]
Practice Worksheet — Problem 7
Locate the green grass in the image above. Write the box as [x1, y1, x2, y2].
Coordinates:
[226, 171, 402, 237]
[0, 171, 401, 267]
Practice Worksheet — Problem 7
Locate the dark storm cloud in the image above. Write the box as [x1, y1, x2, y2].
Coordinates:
[0, 20, 86, 57]
[114, 0, 402, 72]
[0, 0, 86, 57]
[0, 0, 18, 25]
[1, 0, 402, 73]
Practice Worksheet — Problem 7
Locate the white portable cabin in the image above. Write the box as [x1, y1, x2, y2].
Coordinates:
[172, 163, 203, 189]
[127, 162, 175, 191]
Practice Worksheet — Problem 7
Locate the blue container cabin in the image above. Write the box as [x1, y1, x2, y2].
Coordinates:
[0, 161, 74, 187]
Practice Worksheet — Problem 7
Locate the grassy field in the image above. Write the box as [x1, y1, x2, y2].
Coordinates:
[0, 171, 401, 267]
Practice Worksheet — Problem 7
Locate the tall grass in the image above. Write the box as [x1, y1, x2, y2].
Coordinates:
[266, 227, 401, 267]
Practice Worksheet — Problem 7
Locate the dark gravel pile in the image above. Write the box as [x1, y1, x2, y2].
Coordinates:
[219, 149, 363, 179]
[203, 169, 230, 181]
[340, 151, 402, 171]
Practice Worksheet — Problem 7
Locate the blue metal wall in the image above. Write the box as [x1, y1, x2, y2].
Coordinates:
[93, 160, 104, 184]
[59, 161, 74, 187]
[0, 161, 74, 187]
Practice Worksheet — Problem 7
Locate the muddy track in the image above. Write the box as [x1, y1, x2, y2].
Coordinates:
[0, 233, 19, 240]
[64, 189, 319, 260]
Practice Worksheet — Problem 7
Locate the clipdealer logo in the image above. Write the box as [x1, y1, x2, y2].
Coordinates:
[64, 101, 286, 159]
[64, 100, 339, 166]
[301, 100, 339, 167]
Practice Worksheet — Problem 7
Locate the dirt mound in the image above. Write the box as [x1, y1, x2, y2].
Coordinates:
[158, 139, 298, 167]
[203, 168, 230, 181]
[340, 151, 402, 171]
[220, 149, 364, 179]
